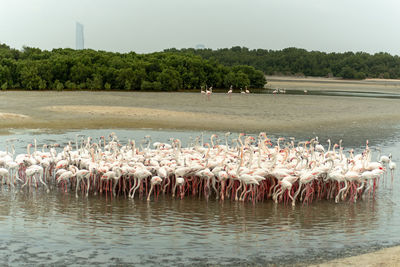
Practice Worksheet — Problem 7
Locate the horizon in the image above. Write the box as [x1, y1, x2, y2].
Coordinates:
[2, 42, 398, 57]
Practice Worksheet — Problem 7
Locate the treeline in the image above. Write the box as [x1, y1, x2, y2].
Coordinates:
[0, 43, 266, 90]
[166, 46, 400, 79]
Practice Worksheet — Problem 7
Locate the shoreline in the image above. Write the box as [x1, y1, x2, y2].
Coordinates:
[310, 245, 400, 266]
[1, 88, 400, 137]
[266, 75, 400, 94]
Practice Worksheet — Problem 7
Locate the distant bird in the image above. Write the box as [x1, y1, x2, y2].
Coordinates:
[227, 85, 233, 98]
[377, 148, 390, 165]
[200, 87, 206, 95]
[245, 86, 250, 94]
[389, 154, 396, 181]
[206, 86, 212, 100]
[240, 88, 246, 94]
[272, 89, 278, 95]
[304, 89, 308, 94]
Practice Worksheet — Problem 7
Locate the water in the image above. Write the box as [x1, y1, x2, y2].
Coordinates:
[0, 128, 399, 266]
[215, 88, 400, 100]
[260, 89, 400, 99]
[284, 89, 400, 99]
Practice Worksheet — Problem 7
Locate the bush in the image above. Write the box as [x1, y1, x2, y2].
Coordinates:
[38, 79, 47, 90]
[65, 80, 77, 89]
[78, 82, 87, 90]
[340, 66, 356, 79]
[141, 81, 162, 91]
[54, 80, 64, 90]
[354, 72, 366, 80]
[157, 68, 182, 91]
[1, 82, 7, 91]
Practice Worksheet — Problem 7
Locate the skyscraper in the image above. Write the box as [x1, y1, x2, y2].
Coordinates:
[76, 22, 84, 50]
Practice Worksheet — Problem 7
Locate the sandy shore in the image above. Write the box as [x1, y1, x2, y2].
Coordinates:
[1, 85, 400, 137]
[310, 246, 400, 266]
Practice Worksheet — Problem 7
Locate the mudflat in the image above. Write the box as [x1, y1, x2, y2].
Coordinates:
[266, 75, 400, 93]
[0, 86, 399, 136]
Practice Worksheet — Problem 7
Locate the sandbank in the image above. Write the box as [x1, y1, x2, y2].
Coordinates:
[0, 87, 399, 137]
[266, 75, 400, 94]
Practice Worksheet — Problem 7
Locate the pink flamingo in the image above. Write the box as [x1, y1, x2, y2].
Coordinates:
[147, 176, 162, 201]
[227, 85, 233, 99]
[206, 86, 212, 100]
[200, 86, 206, 95]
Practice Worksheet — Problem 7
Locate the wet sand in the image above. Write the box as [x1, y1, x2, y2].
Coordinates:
[1, 86, 400, 137]
[311, 246, 400, 267]
[266, 75, 400, 93]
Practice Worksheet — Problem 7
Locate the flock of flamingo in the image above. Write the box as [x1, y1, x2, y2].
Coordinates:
[0, 132, 395, 206]
[201, 86, 307, 98]
[201, 85, 250, 99]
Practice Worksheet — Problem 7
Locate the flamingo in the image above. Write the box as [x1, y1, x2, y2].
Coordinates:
[174, 177, 185, 199]
[0, 168, 10, 186]
[75, 169, 91, 198]
[206, 86, 212, 100]
[377, 148, 390, 165]
[227, 85, 233, 98]
[101, 167, 122, 197]
[388, 154, 396, 182]
[129, 168, 152, 199]
[147, 176, 162, 201]
[0, 132, 389, 206]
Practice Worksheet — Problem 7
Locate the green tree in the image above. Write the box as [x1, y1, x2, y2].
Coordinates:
[19, 64, 41, 89]
[54, 80, 64, 90]
[235, 71, 250, 88]
[65, 80, 77, 89]
[70, 63, 92, 83]
[38, 79, 47, 90]
[0, 65, 12, 86]
[157, 68, 182, 91]
[340, 66, 356, 79]
[1, 82, 8, 90]
[354, 72, 366, 80]
[141, 80, 162, 91]
[91, 73, 103, 89]
[116, 68, 134, 90]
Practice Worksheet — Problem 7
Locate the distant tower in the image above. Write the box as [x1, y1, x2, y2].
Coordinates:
[76, 22, 84, 50]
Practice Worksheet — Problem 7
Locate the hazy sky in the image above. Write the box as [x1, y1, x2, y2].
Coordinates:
[1, 0, 400, 54]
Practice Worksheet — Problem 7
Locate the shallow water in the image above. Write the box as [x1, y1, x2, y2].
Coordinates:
[254, 88, 400, 99]
[282, 89, 400, 99]
[0, 128, 399, 266]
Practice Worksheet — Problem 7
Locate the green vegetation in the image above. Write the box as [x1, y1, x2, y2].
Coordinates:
[0, 43, 265, 90]
[3, 42, 399, 91]
[168, 46, 400, 79]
